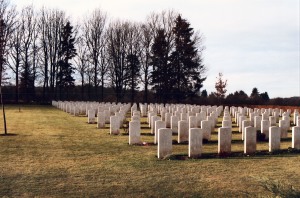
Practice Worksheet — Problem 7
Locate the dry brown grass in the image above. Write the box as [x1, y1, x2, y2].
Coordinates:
[0, 105, 299, 197]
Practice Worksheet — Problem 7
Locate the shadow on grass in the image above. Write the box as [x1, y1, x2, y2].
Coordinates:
[161, 148, 300, 161]
[211, 131, 240, 135]
[281, 137, 292, 142]
[129, 142, 156, 146]
[255, 177, 300, 198]
[172, 140, 189, 145]
[0, 133, 18, 137]
[201, 139, 246, 145]
[141, 133, 154, 136]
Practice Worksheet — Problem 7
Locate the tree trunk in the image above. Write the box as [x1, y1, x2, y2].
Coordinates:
[101, 73, 104, 102]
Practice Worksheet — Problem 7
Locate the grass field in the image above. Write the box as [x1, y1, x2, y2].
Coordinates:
[0, 105, 300, 197]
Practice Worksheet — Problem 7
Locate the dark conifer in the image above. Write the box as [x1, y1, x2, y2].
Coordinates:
[170, 15, 206, 102]
[57, 21, 77, 100]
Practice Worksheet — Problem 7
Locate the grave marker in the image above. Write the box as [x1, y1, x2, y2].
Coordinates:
[157, 128, 172, 159]
[189, 128, 203, 158]
[129, 121, 141, 145]
[269, 126, 281, 152]
[218, 127, 232, 154]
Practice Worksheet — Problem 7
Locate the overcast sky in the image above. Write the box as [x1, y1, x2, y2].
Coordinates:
[10, 0, 300, 98]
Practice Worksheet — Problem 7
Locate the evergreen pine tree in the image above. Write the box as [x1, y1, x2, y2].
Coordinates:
[125, 54, 140, 104]
[57, 21, 77, 100]
[150, 29, 172, 103]
[170, 15, 206, 102]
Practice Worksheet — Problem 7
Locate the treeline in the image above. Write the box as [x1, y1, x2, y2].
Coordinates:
[201, 87, 299, 107]
[0, 0, 206, 104]
[2, 84, 299, 107]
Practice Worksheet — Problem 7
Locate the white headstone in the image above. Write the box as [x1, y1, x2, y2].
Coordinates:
[151, 116, 160, 134]
[181, 113, 188, 121]
[279, 119, 289, 138]
[261, 120, 270, 140]
[254, 116, 262, 131]
[222, 120, 232, 128]
[293, 113, 299, 125]
[110, 116, 120, 135]
[157, 128, 172, 159]
[269, 126, 281, 152]
[155, 120, 166, 144]
[165, 113, 172, 128]
[201, 120, 212, 141]
[88, 110, 96, 124]
[269, 116, 276, 126]
[129, 121, 141, 145]
[238, 116, 247, 133]
[171, 116, 179, 133]
[189, 116, 198, 129]
[178, 120, 189, 143]
[244, 126, 256, 154]
[292, 126, 300, 149]
[104, 110, 110, 124]
[189, 128, 203, 158]
[262, 113, 269, 121]
[97, 113, 105, 128]
[242, 120, 252, 140]
[218, 127, 232, 154]
[131, 115, 140, 121]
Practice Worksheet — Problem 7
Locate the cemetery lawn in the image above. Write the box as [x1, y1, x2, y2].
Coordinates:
[0, 105, 300, 197]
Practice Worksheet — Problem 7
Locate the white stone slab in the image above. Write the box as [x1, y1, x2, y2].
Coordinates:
[151, 116, 160, 134]
[279, 119, 289, 138]
[254, 116, 262, 131]
[129, 121, 141, 145]
[244, 126, 256, 154]
[155, 120, 166, 144]
[242, 120, 252, 140]
[171, 116, 179, 133]
[110, 116, 120, 135]
[165, 113, 172, 128]
[222, 120, 232, 128]
[88, 110, 96, 124]
[292, 126, 300, 149]
[178, 120, 189, 143]
[189, 116, 198, 129]
[269, 126, 281, 152]
[261, 120, 270, 140]
[189, 128, 203, 158]
[157, 128, 172, 159]
[218, 127, 232, 154]
[97, 113, 105, 128]
[201, 120, 212, 141]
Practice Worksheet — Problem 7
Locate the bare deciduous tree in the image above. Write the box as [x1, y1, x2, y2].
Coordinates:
[19, 6, 37, 102]
[0, 0, 17, 134]
[106, 20, 130, 102]
[83, 9, 107, 101]
[215, 72, 227, 99]
[124, 22, 142, 104]
[74, 36, 89, 100]
[139, 23, 153, 103]
[7, 19, 21, 102]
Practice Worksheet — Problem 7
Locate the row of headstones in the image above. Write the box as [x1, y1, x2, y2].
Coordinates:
[52, 100, 125, 117]
[52, 101, 300, 159]
[225, 106, 300, 139]
[52, 101, 131, 129]
[139, 103, 223, 118]
[156, 126, 300, 159]
[128, 104, 300, 159]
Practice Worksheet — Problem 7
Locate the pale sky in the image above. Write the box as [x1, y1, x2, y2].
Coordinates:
[10, 0, 300, 98]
